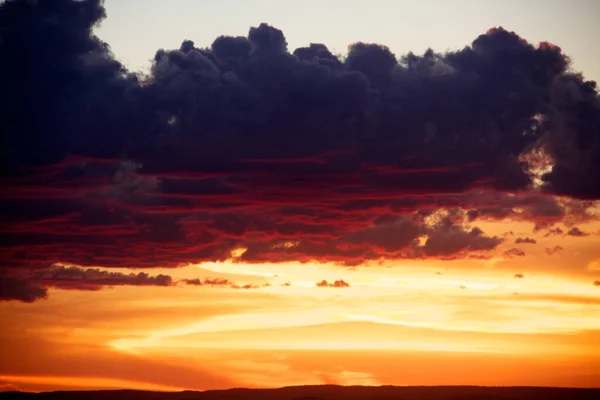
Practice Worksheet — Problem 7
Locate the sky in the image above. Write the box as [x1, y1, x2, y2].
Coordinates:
[95, 0, 600, 83]
[1, 0, 600, 392]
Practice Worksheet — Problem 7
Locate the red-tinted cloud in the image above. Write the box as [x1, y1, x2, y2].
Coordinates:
[1, 0, 599, 302]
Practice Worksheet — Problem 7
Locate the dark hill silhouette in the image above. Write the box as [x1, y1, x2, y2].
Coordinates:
[1, 385, 600, 400]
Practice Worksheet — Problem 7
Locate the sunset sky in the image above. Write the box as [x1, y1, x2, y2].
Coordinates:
[1, 0, 600, 393]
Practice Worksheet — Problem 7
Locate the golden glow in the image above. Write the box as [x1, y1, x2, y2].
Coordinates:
[1, 220, 600, 391]
[0, 375, 191, 392]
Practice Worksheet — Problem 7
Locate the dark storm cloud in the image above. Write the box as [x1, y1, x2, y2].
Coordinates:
[237, 212, 503, 265]
[515, 237, 537, 244]
[464, 193, 570, 229]
[1, 0, 600, 301]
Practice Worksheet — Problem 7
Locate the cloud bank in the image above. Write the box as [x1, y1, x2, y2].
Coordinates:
[1, 0, 599, 301]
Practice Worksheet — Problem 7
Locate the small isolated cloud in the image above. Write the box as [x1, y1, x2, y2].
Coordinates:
[514, 273, 525, 279]
[182, 278, 202, 286]
[468, 254, 493, 260]
[281, 282, 291, 286]
[316, 279, 350, 288]
[515, 237, 537, 244]
[545, 246, 564, 255]
[544, 227, 564, 237]
[567, 227, 589, 237]
[202, 278, 231, 286]
[183, 278, 270, 289]
[503, 248, 526, 258]
[594, 280, 600, 287]
[182, 277, 232, 286]
[230, 283, 260, 289]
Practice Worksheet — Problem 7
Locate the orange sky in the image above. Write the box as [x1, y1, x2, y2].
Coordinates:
[3, 0, 600, 392]
[2, 218, 599, 392]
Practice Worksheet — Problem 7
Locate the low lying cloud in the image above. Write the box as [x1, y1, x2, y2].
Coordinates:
[230, 283, 261, 290]
[33, 266, 172, 290]
[515, 237, 537, 244]
[0, 276, 48, 303]
[544, 227, 564, 237]
[503, 248, 526, 258]
[567, 227, 589, 237]
[181, 277, 271, 290]
[545, 246, 565, 255]
[182, 278, 231, 286]
[316, 280, 350, 288]
[0, 266, 172, 303]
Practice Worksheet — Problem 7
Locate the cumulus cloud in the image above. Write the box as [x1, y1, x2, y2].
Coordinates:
[503, 248, 526, 258]
[1, 0, 599, 300]
[515, 237, 537, 244]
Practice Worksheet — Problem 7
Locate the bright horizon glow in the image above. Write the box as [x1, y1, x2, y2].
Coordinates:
[2, 0, 600, 393]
